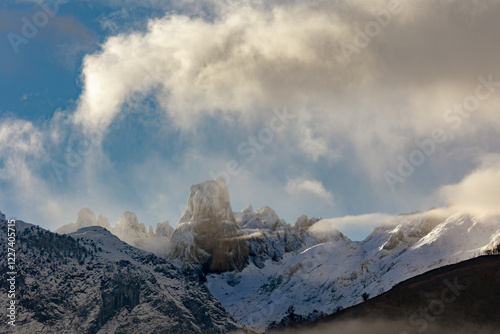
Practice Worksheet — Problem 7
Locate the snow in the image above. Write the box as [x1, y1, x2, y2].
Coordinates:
[206, 209, 500, 331]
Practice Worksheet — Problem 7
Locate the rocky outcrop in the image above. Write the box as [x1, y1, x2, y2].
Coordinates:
[234, 206, 304, 268]
[112, 211, 148, 244]
[169, 178, 249, 274]
[56, 208, 111, 234]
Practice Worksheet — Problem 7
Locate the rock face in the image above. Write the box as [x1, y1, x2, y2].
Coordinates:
[112, 211, 147, 245]
[235, 206, 305, 268]
[56, 208, 111, 234]
[155, 221, 174, 238]
[0, 217, 241, 334]
[169, 178, 249, 274]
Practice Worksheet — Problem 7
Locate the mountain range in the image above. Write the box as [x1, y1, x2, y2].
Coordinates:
[3, 178, 500, 333]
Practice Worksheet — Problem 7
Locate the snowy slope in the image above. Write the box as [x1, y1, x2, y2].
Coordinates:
[0, 216, 241, 334]
[206, 209, 500, 331]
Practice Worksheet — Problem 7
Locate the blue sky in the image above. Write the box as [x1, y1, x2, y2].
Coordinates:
[2, 0, 500, 240]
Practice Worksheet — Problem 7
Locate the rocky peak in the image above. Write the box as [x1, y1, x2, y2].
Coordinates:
[170, 178, 249, 274]
[115, 211, 142, 231]
[242, 204, 254, 214]
[56, 208, 111, 234]
[178, 177, 236, 226]
[155, 221, 174, 238]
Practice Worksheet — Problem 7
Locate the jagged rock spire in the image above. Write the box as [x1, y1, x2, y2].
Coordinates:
[170, 178, 249, 273]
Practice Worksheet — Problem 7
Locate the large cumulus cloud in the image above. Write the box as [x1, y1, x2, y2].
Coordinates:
[3, 0, 500, 231]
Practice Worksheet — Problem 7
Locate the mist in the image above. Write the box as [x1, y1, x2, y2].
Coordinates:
[266, 319, 499, 334]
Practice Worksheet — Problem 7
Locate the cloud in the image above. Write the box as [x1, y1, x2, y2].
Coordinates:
[0, 118, 43, 157]
[72, 0, 500, 185]
[4, 0, 500, 234]
[285, 177, 334, 204]
[299, 127, 343, 162]
[439, 155, 500, 216]
[266, 319, 497, 334]
[310, 212, 394, 232]
[0, 118, 65, 225]
[0, 115, 124, 230]
[72, 2, 356, 132]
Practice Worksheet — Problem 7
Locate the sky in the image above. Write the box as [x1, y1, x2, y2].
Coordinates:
[1, 0, 500, 241]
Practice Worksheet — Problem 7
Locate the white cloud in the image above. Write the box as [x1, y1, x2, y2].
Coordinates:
[72, 1, 362, 133]
[309, 213, 394, 234]
[72, 0, 500, 188]
[0, 117, 120, 230]
[285, 177, 334, 204]
[4, 0, 500, 233]
[299, 127, 343, 162]
[440, 155, 500, 216]
[0, 119, 43, 157]
[0, 119, 66, 225]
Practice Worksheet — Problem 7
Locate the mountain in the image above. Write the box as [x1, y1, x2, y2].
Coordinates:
[113, 211, 174, 257]
[55, 179, 500, 331]
[56, 207, 112, 234]
[269, 255, 500, 334]
[56, 209, 174, 257]
[0, 216, 241, 334]
[207, 209, 500, 331]
[168, 178, 249, 274]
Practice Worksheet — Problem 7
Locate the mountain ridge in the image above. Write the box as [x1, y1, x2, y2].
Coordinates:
[0, 217, 242, 334]
[53, 179, 500, 331]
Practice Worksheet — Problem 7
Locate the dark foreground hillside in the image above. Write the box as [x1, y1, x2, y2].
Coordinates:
[269, 255, 500, 334]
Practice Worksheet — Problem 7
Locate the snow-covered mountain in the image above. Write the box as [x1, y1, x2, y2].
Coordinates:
[272, 254, 500, 334]
[55, 179, 500, 332]
[0, 215, 241, 333]
[207, 209, 500, 331]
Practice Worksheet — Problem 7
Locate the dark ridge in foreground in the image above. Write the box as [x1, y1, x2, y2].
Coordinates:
[269, 255, 500, 334]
